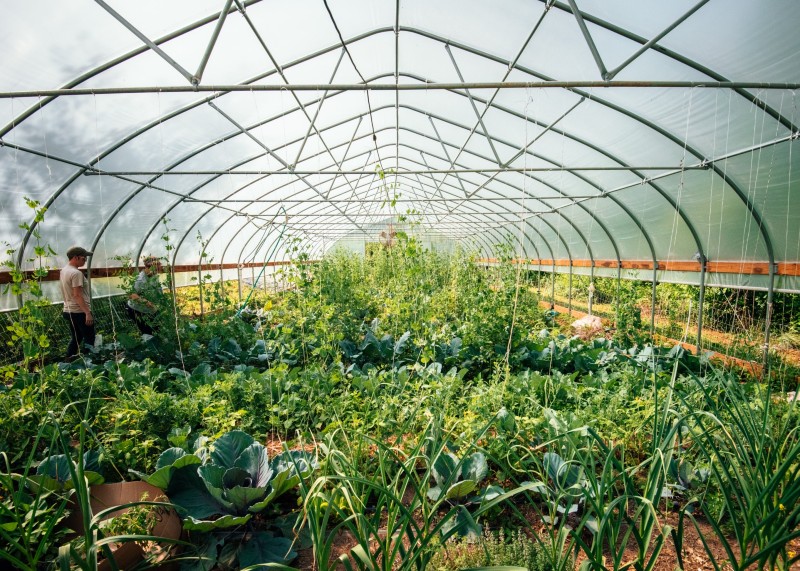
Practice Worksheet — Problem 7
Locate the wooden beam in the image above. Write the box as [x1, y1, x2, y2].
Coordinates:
[481, 258, 800, 277]
[0, 260, 299, 285]
[3, 258, 798, 285]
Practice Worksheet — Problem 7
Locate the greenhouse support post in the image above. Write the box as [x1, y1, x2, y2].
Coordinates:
[237, 266, 243, 302]
[568, 262, 573, 316]
[537, 261, 542, 295]
[198, 267, 204, 317]
[650, 264, 658, 340]
[588, 263, 595, 316]
[615, 266, 621, 331]
[762, 263, 776, 375]
[696, 253, 707, 354]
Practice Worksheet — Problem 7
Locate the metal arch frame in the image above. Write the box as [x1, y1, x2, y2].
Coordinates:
[117, 84, 668, 286]
[544, 0, 785, 348]
[11, 88, 649, 283]
[398, 30, 781, 264]
[87, 96, 588, 275]
[545, 0, 798, 133]
[377, 123, 605, 258]
[4, 25, 775, 264]
[0, 79, 752, 280]
[389, 28, 777, 280]
[0, 0, 266, 139]
[7, 99, 632, 288]
[160, 132, 579, 274]
[5, 22, 781, 288]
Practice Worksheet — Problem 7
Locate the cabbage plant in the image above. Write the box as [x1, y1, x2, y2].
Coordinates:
[133, 430, 316, 569]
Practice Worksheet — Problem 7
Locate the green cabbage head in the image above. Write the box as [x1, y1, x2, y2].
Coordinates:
[135, 430, 316, 531]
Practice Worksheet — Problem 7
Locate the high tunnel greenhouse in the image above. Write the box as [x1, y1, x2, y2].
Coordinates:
[2, 2, 800, 570]
[2, 0, 799, 297]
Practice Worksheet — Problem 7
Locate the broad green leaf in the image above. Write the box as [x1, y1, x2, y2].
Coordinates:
[249, 469, 299, 513]
[432, 453, 458, 486]
[168, 465, 226, 519]
[198, 465, 234, 511]
[211, 431, 254, 469]
[427, 486, 444, 501]
[225, 485, 268, 514]
[460, 452, 488, 484]
[445, 479, 477, 500]
[270, 450, 316, 478]
[222, 467, 253, 489]
[441, 506, 481, 540]
[543, 452, 582, 491]
[141, 453, 201, 490]
[82, 450, 102, 474]
[155, 447, 189, 470]
[36, 455, 72, 483]
[234, 443, 272, 488]
[238, 532, 297, 566]
[182, 513, 251, 531]
[474, 485, 504, 503]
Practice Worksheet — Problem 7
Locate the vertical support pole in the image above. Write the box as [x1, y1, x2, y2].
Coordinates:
[550, 261, 556, 307]
[197, 266, 204, 317]
[537, 260, 542, 296]
[588, 263, 595, 316]
[615, 264, 621, 330]
[696, 253, 707, 354]
[237, 265, 243, 302]
[568, 261, 573, 316]
[251, 266, 255, 290]
[762, 262, 776, 378]
[650, 263, 658, 342]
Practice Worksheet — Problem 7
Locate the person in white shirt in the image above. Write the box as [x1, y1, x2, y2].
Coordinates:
[60, 246, 95, 360]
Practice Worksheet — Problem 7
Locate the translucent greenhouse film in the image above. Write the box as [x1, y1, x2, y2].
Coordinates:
[1, 2, 800, 570]
[1, 0, 799, 303]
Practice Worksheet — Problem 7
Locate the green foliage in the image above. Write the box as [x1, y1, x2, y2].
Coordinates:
[134, 429, 316, 569]
[429, 528, 558, 571]
[1, 198, 57, 376]
[0, 446, 71, 570]
[675, 373, 800, 570]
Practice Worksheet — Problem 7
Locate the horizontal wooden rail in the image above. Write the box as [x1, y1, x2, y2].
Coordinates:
[0, 260, 301, 285]
[3, 258, 799, 286]
[480, 258, 800, 276]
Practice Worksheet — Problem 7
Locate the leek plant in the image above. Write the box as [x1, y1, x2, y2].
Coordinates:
[676, 371, 800, 570]
[0, 434, 70, 570]
[300, 417, 539, 571]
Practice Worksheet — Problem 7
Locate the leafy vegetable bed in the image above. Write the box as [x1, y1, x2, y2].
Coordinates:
[2, 243, 798, 570]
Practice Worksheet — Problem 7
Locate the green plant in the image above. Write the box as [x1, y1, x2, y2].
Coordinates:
[30, 449, 105, 491]
[134, 429, 316, 569]
[44, 408, 187, 571]
[429, 527, 553, 571]
[1, 198, 57, 375]
[0, 443, 71, 570]
[301, 417, 537, 571]
[426, 445, 505, 539]
[675, 371, 800, 570]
